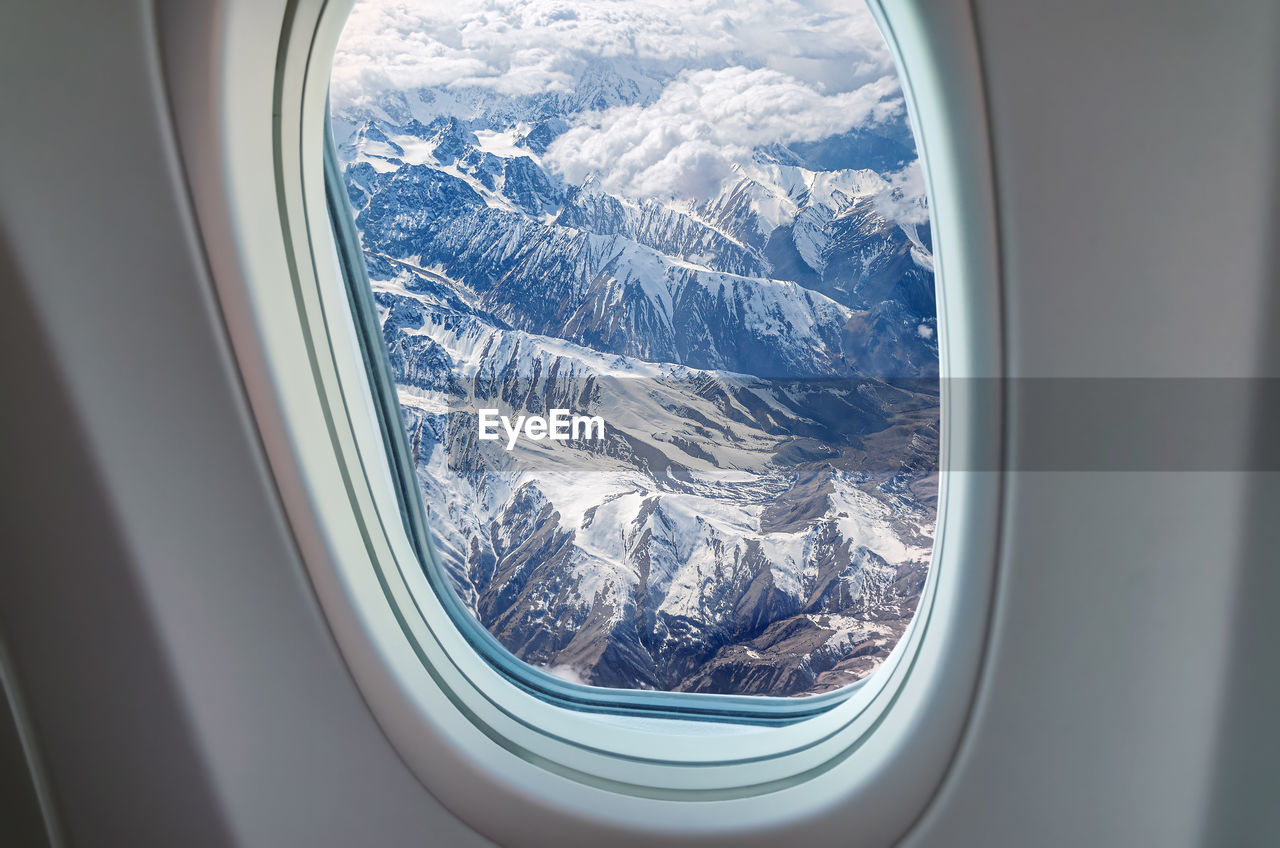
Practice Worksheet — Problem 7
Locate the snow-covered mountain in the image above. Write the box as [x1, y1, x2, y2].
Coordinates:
[332, 65, 939, 697]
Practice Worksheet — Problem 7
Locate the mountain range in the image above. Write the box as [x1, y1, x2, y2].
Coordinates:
[332, 59, 939, 696]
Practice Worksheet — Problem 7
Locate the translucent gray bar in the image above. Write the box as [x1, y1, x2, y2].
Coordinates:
[410, 377, 1280, 472]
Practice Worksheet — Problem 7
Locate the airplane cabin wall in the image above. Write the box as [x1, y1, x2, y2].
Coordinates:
[0, 0, 1276, 845]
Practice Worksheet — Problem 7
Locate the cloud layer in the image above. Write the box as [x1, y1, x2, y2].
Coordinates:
[332, 0, 896, 103]
[331, 0, 909, 201]
[546, 67, 902, 200]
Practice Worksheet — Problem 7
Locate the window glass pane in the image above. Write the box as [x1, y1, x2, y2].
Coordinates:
[330, 0, 938, 698]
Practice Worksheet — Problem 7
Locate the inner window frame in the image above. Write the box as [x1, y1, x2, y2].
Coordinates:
[322, 3, 953, 719]
[200, 0, 1007, 829]
[321, 110, 914, 725]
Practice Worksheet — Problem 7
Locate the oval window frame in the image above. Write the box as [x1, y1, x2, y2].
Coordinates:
[199, 0, 1005, 842]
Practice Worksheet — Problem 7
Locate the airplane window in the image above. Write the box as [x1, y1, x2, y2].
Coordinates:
[327, 0, 938, 705]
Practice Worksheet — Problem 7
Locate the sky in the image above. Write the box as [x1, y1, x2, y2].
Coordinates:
[331, 0, 913, 202]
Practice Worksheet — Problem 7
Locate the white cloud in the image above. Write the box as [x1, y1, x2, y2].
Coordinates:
[545, 67, 902, 200]
[331, 1, 910, 201]
[330, 0, 897, 106]
[874, 159, 929, 226]
[540, 663, 589, 685]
